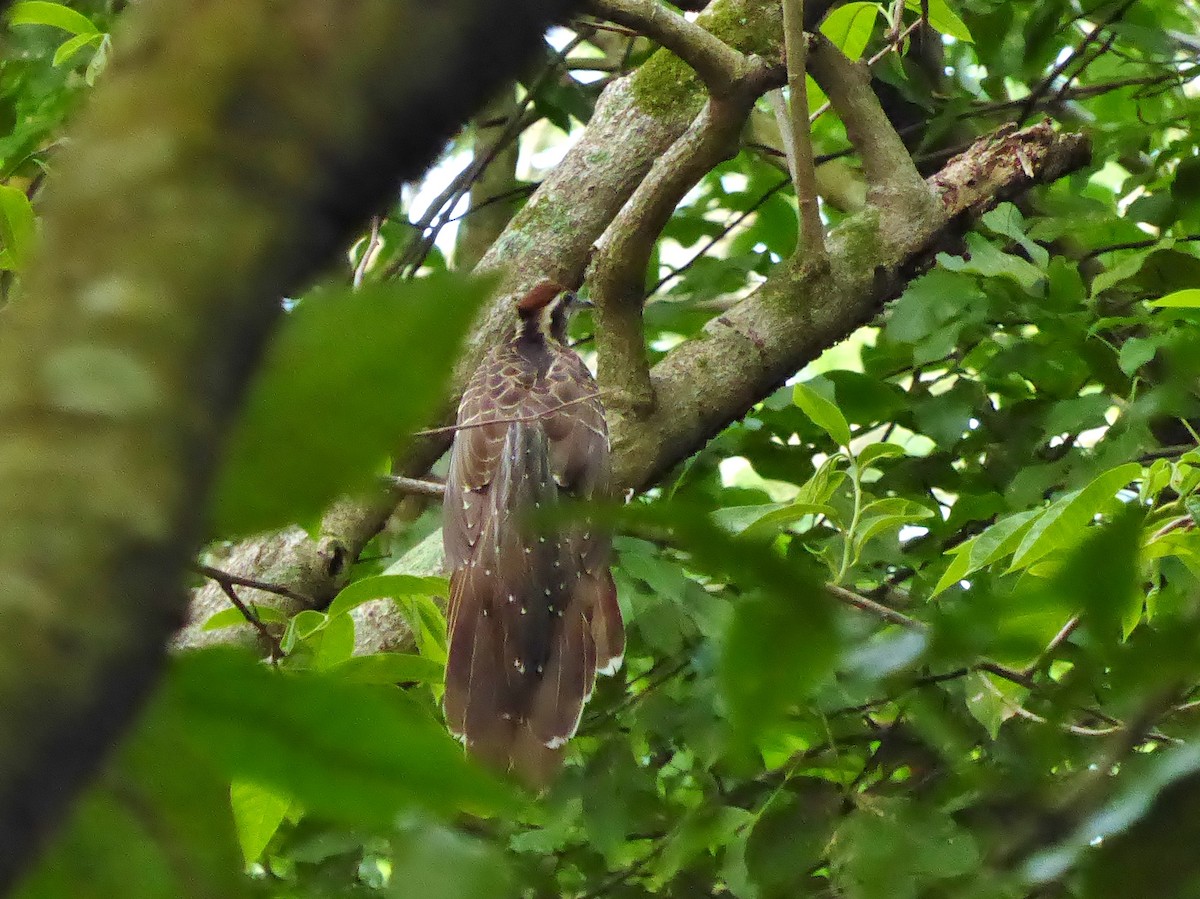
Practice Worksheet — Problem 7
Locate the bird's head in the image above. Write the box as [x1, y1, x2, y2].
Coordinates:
[515, 280, 590, 344]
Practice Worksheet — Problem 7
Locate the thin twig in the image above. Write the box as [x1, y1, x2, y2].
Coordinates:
[1015, 0, 1139, 126]
[807, 19, 922, 124]
[412, 391, 606, 438]
[193, 563, 316, 607]
[205, 574, 286, 660]
[1024, 615, 1081, 676]
[387, 475, 447, 498]
[352, 215, 382, 289]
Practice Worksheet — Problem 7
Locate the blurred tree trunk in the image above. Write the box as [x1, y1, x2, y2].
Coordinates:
[0, 0, 580, 889]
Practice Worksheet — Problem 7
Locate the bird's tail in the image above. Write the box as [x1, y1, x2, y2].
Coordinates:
[444, 419, 598, 788]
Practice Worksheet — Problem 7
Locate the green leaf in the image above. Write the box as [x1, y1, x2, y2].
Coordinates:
[938, 233, 1044, 291]
[398, 593, 449, 664]
[720, 583, 835, 744]
[329, 652, 445, 685]
[852, 497, 934, 553]
[389, 817, 513, 899]
[1090, 241, 1170, 297]
[51, 30, 102, 65]
[18, 698, 246, 899]
[313, 611, 356, 670]
[1118, 336, 1160, 375]
[981, 202, 1048, 266]
[932, 508, 1044, 595]
[820, 2, 881, 60]
[202, 603, 287, 631]
[795, 454, 848, 505]
[9, 0, 99, 35]
[1049, 504, 1143, 639]
[738, 502, 839, 541]
[157, 649, 512, 823]
[230, 780, 291, 864]
[211, 273, 492, 537]
[1009, 463, 1141, 571]
[907, 0, 973, 41]
[1149, 288, 1200, 308]
[327, 573, 448, 618]
[0, 184, 36, 271]
[963, 670, 1023, 739]
[857, 441, 906, 469]
[746, 783, 840, 893]
[793, 382, 852, 447]
[832, 798, 981, 899]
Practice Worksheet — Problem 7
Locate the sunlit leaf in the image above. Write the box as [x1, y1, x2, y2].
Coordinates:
[820, 2, 881, 60]
[1149, 288, 1200, 308]
[0, 183, 35, 270]
[907, 0, 973, 41]
[1009, 463, 1141, 572]
[51, 30, 102, 66]
[327, 573, 448, 617]
[202, 603, 287, 631]
[230, 780, 291, 865]
[793, 382, 852, 447]
[9, 0, 99, 35]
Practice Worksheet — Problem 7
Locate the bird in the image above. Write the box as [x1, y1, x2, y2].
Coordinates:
[442, 280, 625, 787]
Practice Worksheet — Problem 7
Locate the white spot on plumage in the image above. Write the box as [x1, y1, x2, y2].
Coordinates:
[597, 655, 624, 676]
[544, 588, 551, 596]
[520, 606, 527, 615]
[545, 736, 568, 749]
[508, 594, 516, 603]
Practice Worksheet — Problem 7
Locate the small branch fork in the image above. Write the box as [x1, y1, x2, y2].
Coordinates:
[192, 564, 288, 660]
[586, 0, 785, 422]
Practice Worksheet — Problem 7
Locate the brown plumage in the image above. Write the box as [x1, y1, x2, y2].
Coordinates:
[442, 281, 624, 787]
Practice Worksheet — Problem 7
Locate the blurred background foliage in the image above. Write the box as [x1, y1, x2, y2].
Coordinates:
[7, 0, 1200, 896]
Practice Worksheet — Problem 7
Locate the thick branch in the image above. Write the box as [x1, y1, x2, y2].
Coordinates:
[0, 0, 584, 886]
[588, 0, 750, 95]
[589, 58, 778, 418]
[807, 31, 938, 232]
[609, 122, 1091, 489]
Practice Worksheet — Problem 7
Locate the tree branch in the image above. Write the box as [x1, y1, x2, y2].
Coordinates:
[588, 57, 778, 418]
[588, 0, 750, 95]
[609, 121, 1090, 489]
[806, 31, 938, 232]
[781, 0, 825, 258]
